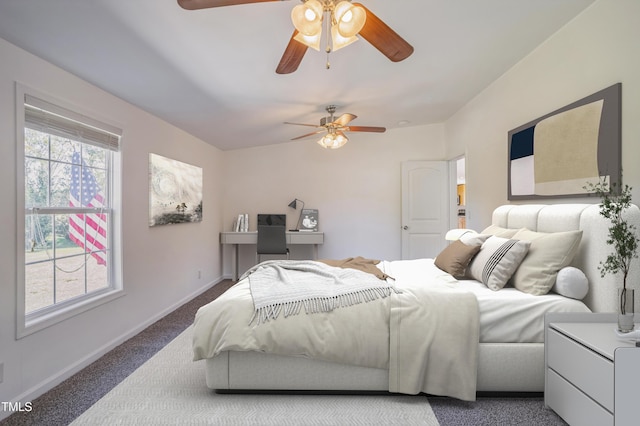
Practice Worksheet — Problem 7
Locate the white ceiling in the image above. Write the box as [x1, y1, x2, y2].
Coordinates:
[0, 0, 596, 151]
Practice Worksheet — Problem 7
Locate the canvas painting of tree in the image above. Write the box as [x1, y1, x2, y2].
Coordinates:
[149, 153, 203, 226]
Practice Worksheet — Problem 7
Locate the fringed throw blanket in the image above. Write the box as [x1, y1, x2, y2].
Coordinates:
[240, 260, 400, 324]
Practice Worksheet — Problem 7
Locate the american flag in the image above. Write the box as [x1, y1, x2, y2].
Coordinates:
[69, 151, 108, 265]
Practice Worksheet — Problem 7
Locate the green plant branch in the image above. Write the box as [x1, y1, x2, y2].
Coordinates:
[584, 179, 639, 290]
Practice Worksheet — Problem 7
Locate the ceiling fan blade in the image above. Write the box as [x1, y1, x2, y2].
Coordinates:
[284, 121, 322, 128]
[347, 126, 386, 133]
[333, 113, 357, 126]
[276, 30, 308, 74]
[177, 0, 280, 10]
[354, 3, 414, 62]
[291, 130, 325, 141]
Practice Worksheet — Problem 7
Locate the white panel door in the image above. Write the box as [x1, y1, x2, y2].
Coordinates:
[401, 161, 449, 259]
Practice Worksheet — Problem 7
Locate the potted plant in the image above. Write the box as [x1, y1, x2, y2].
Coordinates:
[586, 179, 639, 332]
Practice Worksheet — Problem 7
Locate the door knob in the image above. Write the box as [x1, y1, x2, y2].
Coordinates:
[403, 226, 409, 230]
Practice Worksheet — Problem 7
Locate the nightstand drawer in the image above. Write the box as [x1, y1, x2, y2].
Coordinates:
[546, 369, 613, 426]
[548, 328, 613, 412]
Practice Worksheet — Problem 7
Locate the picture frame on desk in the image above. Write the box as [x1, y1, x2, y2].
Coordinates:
[299, 209, 319, 232]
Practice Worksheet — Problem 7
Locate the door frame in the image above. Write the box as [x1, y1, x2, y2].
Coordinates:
[449, 155, 466, 230]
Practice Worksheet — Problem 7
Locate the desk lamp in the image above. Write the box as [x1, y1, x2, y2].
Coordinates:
[288, 198, 305, 231]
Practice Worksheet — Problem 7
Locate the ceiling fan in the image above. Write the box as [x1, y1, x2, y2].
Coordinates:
[177, 0, 414, 74]
[284, 105, 386, 149]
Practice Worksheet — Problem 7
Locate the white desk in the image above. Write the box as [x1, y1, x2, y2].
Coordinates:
[220, 231, 324, 280]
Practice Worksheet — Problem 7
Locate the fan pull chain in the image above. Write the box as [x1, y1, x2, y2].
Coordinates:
[325, 9, 331, 69]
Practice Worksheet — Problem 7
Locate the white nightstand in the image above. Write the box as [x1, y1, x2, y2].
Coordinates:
[544, 312, 640, 426]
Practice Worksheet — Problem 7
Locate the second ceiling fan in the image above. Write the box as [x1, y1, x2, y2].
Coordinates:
[177, 0, 414, 74]
[285, 105, 386, 149]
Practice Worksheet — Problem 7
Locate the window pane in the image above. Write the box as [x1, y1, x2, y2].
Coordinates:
[54, 256, 86, 304]
[50, 135, 79, 165]
[25, 129, 49, 160]
[83, 144, 107, 169]
[87, 166, 108, 207]
[67, 210, 109, 267]
[54, 213, 83, 256]
[25, 213, 53, 253]
[87, 255, 108, 293]
[25, 157, 49, 208]
[50, 161, 72, 207]
[25, 260, 54, 314]
[25, 213, 55, 314]
[68, 157, 108, 209]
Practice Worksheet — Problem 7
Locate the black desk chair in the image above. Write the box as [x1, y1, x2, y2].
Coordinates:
[257, 225, 290, 263]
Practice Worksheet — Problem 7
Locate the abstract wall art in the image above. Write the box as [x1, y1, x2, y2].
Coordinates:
[149, 153, 203, 226]
[508, 83, 621, 200]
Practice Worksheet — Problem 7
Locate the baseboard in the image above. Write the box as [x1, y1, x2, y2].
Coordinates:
[1, 276, 225, 421]
[476, 391, 544, 398]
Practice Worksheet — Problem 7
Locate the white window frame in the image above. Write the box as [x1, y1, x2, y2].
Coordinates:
[16, 84, 124, 338]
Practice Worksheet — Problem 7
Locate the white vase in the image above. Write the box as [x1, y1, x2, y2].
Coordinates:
[618, 288, 635, 333]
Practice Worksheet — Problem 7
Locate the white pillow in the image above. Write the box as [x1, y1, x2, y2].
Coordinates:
[480, 225, 522, 238]
[510, 229, 583, 296]
[459, 232, 490, 247]
[552, 267, 589, 300]
[467, 236, 531, 291]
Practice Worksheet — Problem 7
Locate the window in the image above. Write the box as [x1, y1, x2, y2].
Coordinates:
[18, 88, 123, 337]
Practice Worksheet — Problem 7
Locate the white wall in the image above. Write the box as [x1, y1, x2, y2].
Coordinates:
[0, 38, 225, 413]
[445, 0, 640, 230]
[222, 124, 445, 276]
[4, 0, 637, 412]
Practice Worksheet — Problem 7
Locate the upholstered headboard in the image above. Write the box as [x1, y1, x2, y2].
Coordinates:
[492, 204, 640, 313]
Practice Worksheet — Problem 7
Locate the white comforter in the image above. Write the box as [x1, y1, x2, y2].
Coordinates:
[192, 259, 479, 401]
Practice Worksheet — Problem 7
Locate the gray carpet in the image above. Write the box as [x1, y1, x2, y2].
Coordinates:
[1, 280, 567, 425]
[0, 281, 236, 426]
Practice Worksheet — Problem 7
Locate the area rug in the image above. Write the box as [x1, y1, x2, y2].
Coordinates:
[71, 327, 439, 425]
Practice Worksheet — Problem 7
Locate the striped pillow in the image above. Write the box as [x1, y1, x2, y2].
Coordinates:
[467, 236, 531, 291]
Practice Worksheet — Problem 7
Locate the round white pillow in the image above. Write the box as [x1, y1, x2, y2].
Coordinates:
[552, 267, 589, 300]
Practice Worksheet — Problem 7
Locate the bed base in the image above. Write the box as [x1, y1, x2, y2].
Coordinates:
[206, 343, 544, 393]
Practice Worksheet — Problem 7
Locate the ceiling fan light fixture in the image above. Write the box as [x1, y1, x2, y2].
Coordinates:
[318, 132, 348, 149]
[294, 31, 322, 51]
[330, 25, 358, 52]
[333, 2, 366, 38]
[291, 0, 323, 36]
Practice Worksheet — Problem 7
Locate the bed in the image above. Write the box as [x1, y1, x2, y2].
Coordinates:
[193, 204, 640, 399]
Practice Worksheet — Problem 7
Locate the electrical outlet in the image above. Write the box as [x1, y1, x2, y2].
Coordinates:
[198, 270, 202, 279]
[0, 362, 4, 383]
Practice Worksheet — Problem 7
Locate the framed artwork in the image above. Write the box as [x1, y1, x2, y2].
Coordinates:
[299, 209, 319, 232]
[508, 83, 621, 200]
[149, 153, 203, 226]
